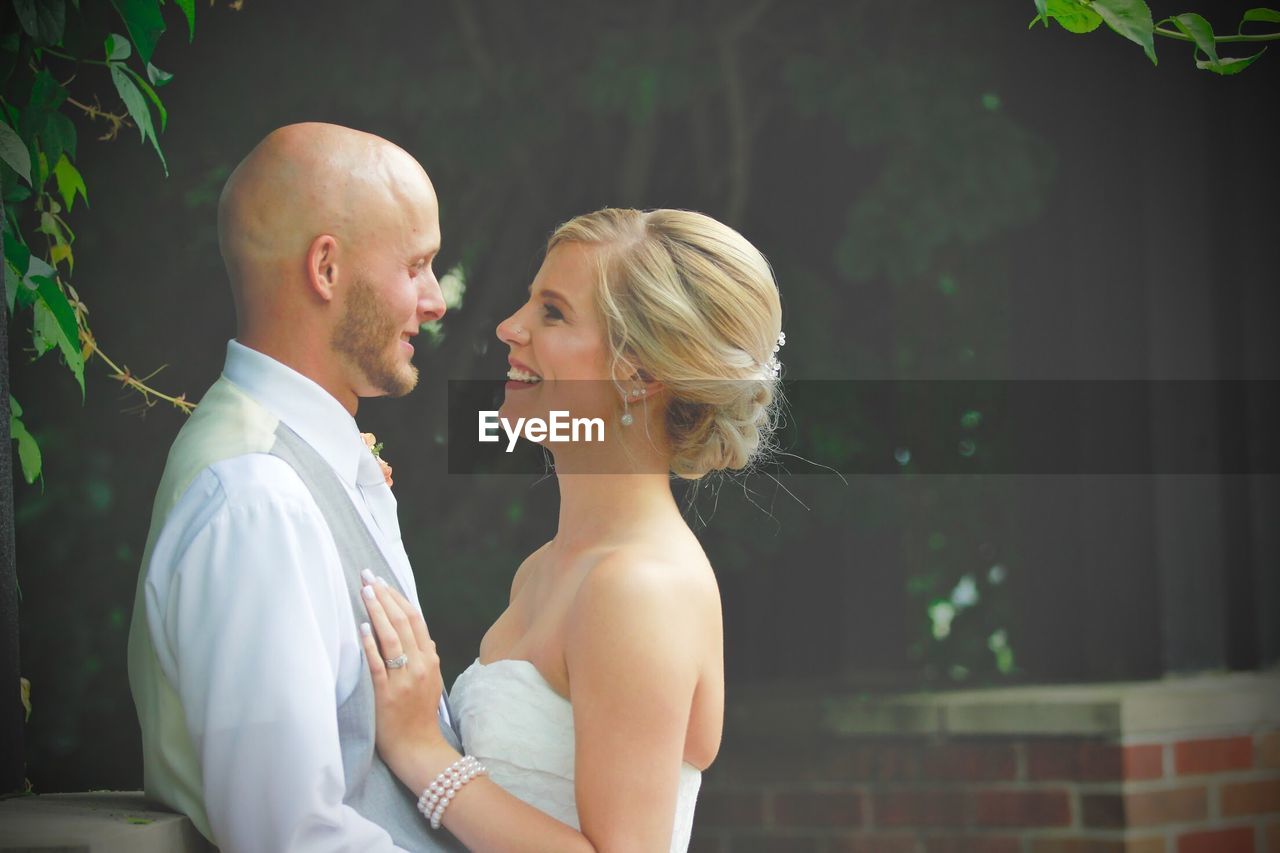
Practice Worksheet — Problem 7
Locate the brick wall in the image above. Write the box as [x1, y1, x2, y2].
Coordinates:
[692, 725, 1280, 852]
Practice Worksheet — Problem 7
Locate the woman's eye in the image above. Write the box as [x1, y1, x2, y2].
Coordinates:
[542, 303, 564, 321]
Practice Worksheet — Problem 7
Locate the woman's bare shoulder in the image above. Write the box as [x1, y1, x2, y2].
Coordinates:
[570, 537, 720, 639]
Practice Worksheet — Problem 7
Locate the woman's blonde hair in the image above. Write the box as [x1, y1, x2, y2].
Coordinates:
[548, 208, 783, 480]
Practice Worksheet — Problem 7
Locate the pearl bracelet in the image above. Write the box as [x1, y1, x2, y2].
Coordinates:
[417, 755, 487, 830]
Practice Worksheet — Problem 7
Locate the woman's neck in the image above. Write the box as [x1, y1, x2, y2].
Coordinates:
[550, 471, 679, 554]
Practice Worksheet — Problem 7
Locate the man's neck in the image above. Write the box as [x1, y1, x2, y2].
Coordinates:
[234, 335, 359, 416]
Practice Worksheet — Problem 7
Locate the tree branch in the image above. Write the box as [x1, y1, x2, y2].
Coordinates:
[715, 0, 775, 225]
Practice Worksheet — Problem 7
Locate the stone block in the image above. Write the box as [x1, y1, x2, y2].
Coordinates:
[0, 792, 211, 853]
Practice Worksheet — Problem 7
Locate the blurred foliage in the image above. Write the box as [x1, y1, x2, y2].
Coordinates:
[1031, 0, 1280, 74]
[2, 0, 225, 491]
[1, 0, 237, 792]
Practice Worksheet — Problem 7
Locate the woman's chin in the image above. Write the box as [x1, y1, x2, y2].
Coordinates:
[498, 397, 541, 425]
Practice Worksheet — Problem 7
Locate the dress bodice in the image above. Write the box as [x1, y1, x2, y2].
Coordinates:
[449, 658, 702, 851]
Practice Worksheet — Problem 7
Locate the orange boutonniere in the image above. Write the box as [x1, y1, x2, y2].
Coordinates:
[361, 432, 394, 488]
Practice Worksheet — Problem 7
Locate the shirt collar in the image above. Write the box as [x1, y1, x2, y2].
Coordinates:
[222, 339, 367, 487]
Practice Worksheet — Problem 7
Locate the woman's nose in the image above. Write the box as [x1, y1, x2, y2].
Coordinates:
[496, 312, 529, 345]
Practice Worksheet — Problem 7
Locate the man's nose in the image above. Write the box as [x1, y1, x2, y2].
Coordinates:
[419, 272, 446, 323]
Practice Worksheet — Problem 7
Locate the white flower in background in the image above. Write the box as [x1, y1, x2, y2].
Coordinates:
[929, 601, 956, 640]
[988, 628, 1016, 674]
[421, 262, 469, 345]
[438, 262, 467, 310]
[950, 574, 980, 609]
[988, 563, 1008, 585]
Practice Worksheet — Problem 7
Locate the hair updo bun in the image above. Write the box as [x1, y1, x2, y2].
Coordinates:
[548, 208, 784, 480]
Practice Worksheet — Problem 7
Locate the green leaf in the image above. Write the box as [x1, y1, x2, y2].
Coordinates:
[122, 65, 167, 132]
[5, 231, 30, 275]
[4, 259, 20, 315]
[1043, 0, 1103, 33]
[12, 0, 66, 47]
[32, 298, 60, 355]
[30, 276, 77, 347]
[1034, 0, 1050, 27]
[1169, 13, 1219, 69]
[3, 184, 31, 204]
[53, 154, 88, 212]
[49, 242, 72, 271]
[25, 255, 54, 281]
[0, 121, 31, 185]
[4, 233, 30, 312]
[10, 397, 43, 485]
[175, 0, 195, 41]
[146, 62, 174, 87]
[16, 254, 51, 310]
[109, 0, 166, 64]
[38, 210, 64, 242]
[1198, 46, 1268, 74]
[1093, 0, 1158, 65]
[1242, 8, 1280, 26]
[110, 65, 168, 175]
[104, 33, 132, 61]
[28, 70, 68, 113]
[37, 112, 77, 175]
[30, 274, 85, 397]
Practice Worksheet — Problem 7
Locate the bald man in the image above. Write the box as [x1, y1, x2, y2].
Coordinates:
[127, 124, 464, 852]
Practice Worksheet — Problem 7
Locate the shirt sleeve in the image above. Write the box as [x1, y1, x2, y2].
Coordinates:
[149, 458, 410, 853]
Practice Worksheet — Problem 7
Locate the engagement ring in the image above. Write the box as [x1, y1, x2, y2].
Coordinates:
[385, 654, 409, 669]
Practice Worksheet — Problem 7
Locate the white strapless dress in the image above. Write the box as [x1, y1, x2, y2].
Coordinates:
[449, 658, 702, 851]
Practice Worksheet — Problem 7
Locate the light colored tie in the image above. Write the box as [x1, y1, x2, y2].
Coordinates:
[355, 450, 402, 544]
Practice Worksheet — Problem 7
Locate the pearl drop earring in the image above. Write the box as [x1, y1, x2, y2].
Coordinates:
[621, 387, 642, 427]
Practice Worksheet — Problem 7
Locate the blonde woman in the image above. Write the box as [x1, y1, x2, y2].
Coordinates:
[359, 208, 783, 851]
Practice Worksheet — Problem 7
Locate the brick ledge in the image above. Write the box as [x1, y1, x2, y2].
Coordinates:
[727, 669, 1280, 739]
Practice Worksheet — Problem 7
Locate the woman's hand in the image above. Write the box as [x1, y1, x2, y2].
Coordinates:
[358, 571, 456, 788]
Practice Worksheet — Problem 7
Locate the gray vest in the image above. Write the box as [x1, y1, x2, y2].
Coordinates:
[271, 424, 467, 852]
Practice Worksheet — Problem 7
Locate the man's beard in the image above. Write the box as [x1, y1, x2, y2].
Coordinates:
[331, 276, 418, 397]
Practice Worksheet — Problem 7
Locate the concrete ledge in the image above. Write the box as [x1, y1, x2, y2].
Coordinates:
[728, 668, 1280, 740]
[0, 792, 213, 853]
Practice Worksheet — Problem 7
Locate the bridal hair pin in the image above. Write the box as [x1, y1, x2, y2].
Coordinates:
[767, 331, 786, 379]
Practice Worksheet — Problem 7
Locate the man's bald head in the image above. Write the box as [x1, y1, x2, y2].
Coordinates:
[215, 123, 444, 413]
[218, 122, 437, 318]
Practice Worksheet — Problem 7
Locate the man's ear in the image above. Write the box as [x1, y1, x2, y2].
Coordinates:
[306, 235, 340, 301]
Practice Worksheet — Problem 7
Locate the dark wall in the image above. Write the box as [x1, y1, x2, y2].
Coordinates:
[9, 1, 1277, 791]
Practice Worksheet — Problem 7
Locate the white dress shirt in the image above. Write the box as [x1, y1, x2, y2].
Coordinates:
[140, 340, 423, 852]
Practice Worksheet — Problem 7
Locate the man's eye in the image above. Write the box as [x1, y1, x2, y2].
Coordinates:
[542, 303, 564, 321]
